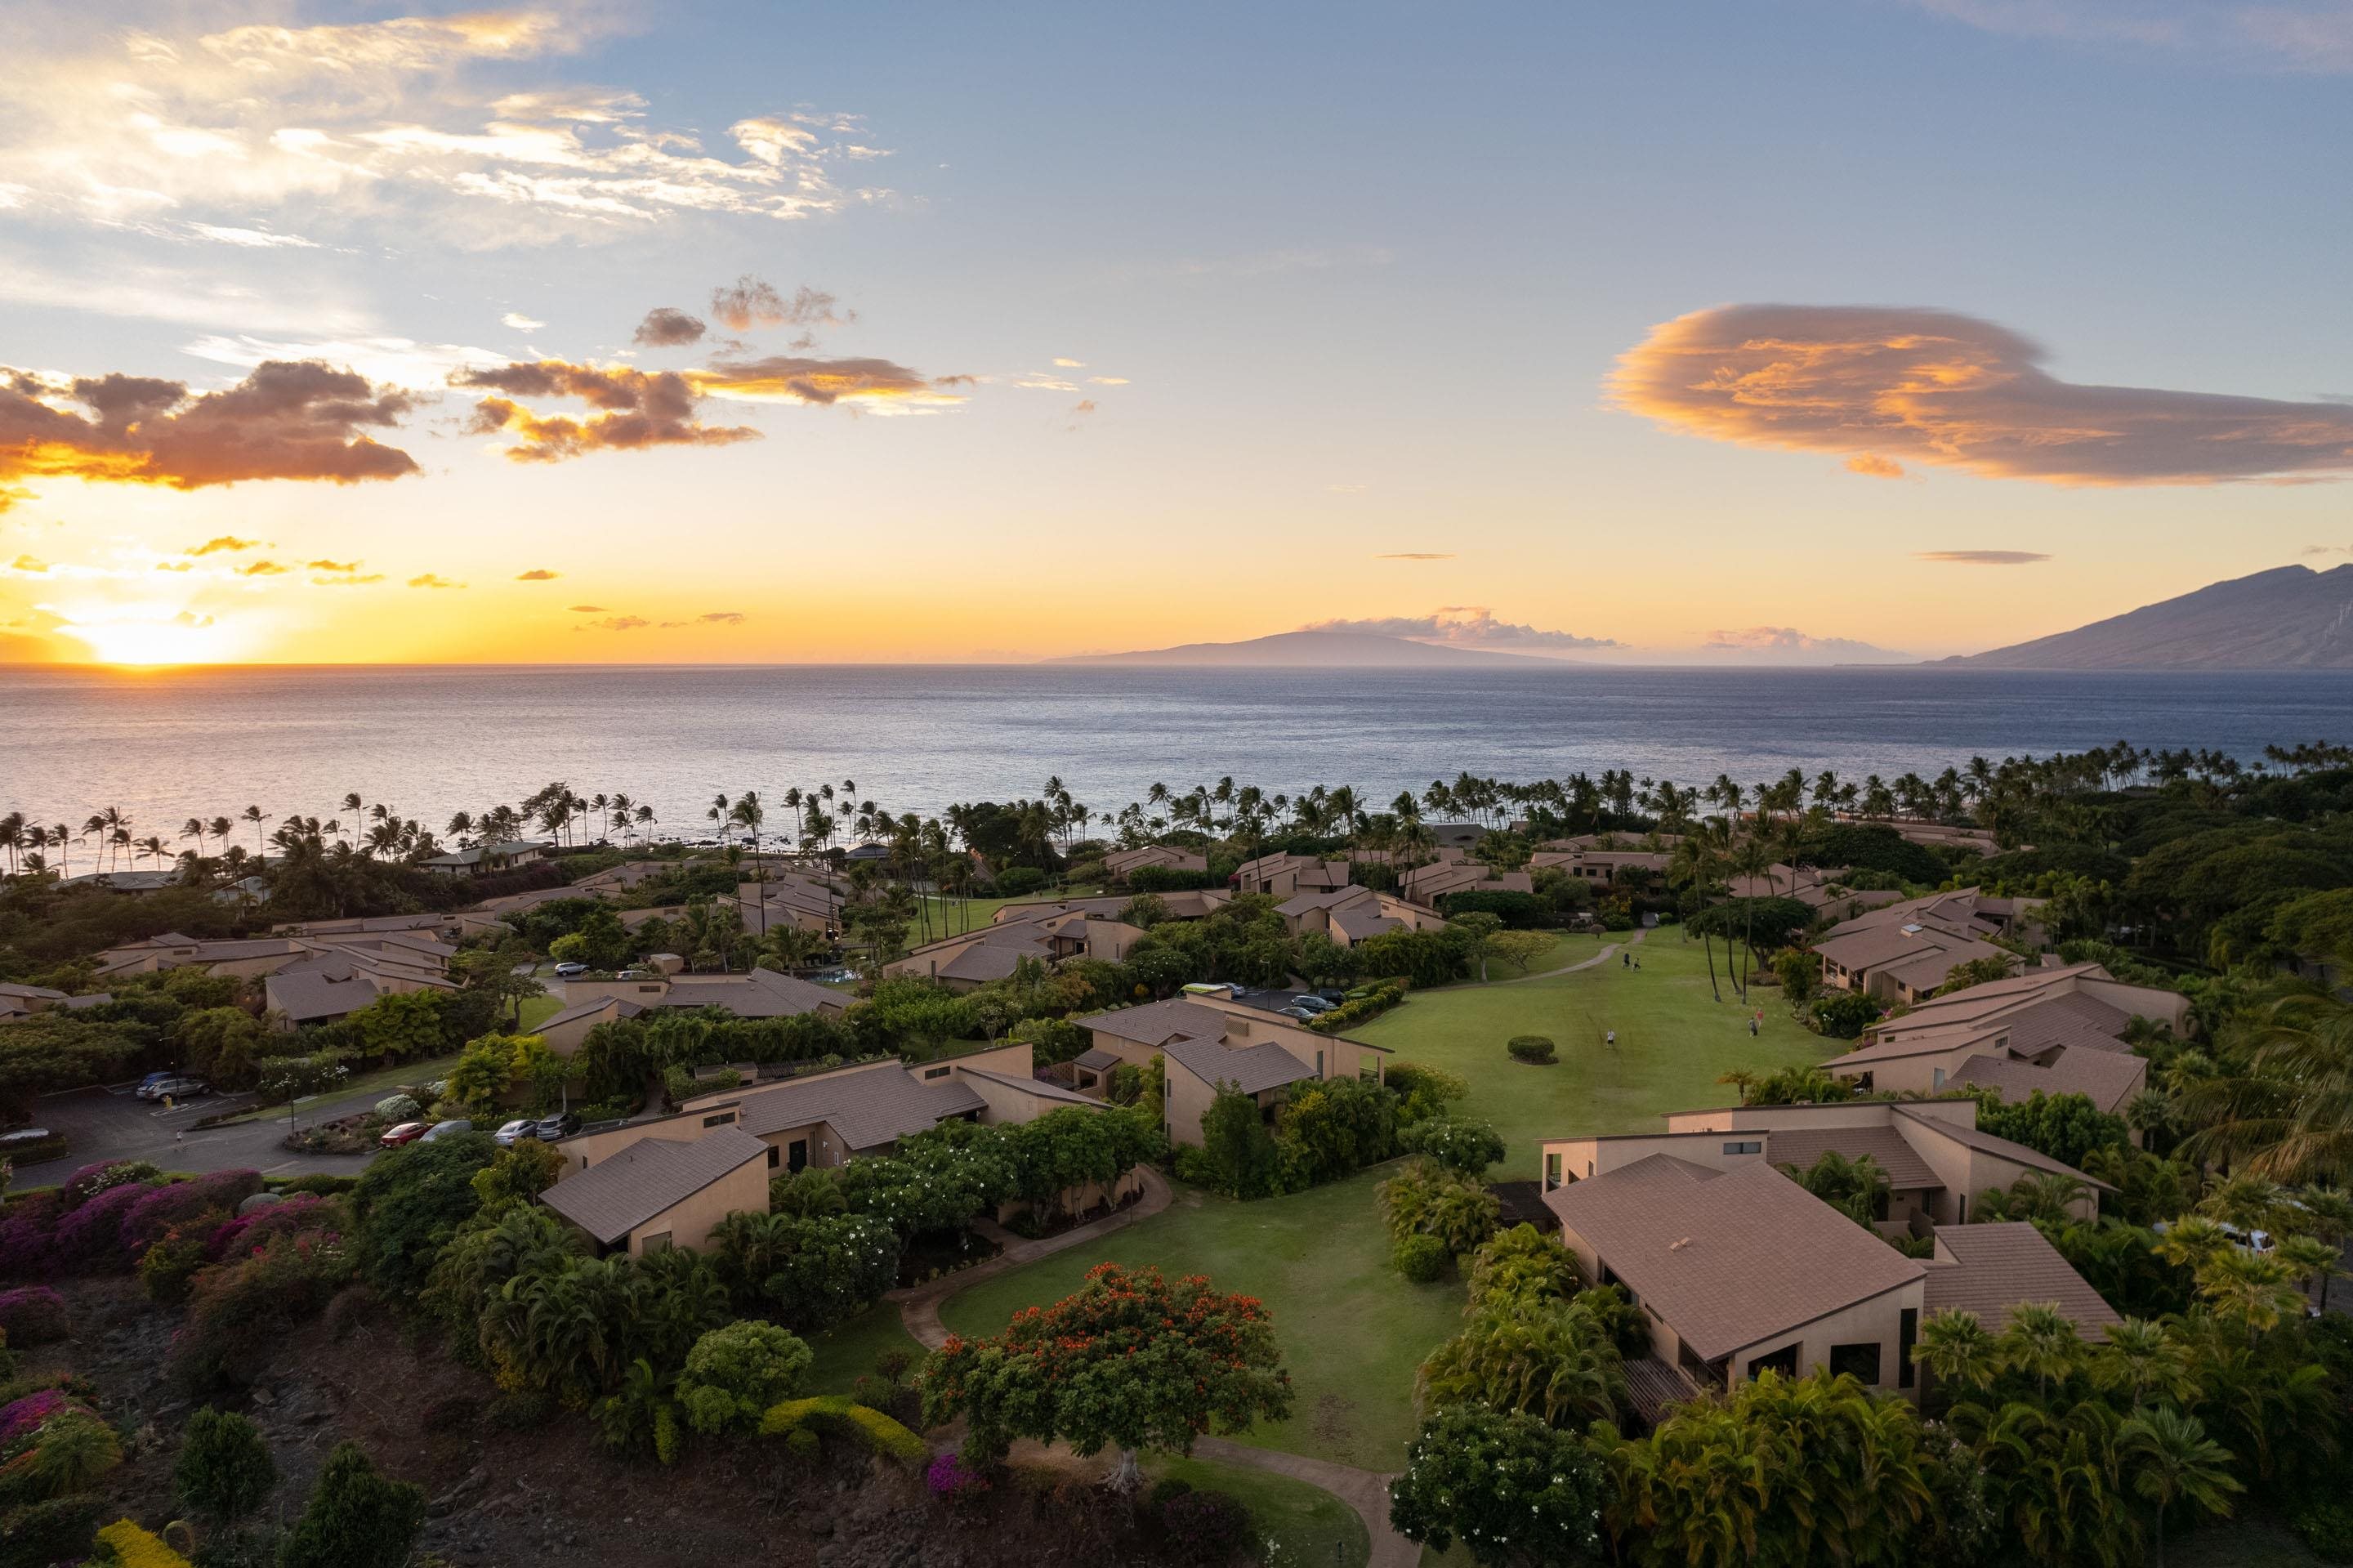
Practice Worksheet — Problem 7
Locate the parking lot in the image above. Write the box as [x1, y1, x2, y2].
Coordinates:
[10, 1082, 390, 1188]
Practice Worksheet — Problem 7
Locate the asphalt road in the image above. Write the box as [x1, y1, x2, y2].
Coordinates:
[11, 1083, 392, 1187]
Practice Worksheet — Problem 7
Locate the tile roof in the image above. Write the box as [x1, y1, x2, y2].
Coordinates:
[954, 1066, 1104, 1106]
[1952, 1050, 2146, 1115]
[540, 1128, 767, 1244]
[1766, 1124, 1943, 1191]
[1073, 1048, 1123, 1070]
[660, 967, 844, 1018]
[731, 1064, 986, 1151]
[1546, 1156, 1923, 1363]
[0, 983, 67, 1002]
[535, 995, 645, 1034]
[1080, 997, 1230, 1049]
[1331, 909, 1403, 942]
[1891, 1107, 2116, 1191]
[2003, 992, 2136, 1056]
[1924, 1222, 2122, 1336]
[1159, 1034, 1319, 1097]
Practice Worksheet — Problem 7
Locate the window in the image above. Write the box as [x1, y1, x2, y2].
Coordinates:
[702, 1112, 735, 1128]
[1721, 1140, 1762, 1155]
[923, 1065, 951, 1080]
[1899, 1307, 1919, 1388]
[640, 1231, 672, 1255]
[1545, 1151, 1562, 1190]
[1829, 1342, 1882, 1384]
[1931, 1067, 1946, 1090]
[1745, 1343, 1800, 1381]
[788, 1138, 808, 1173]
[1315, 1050, 1325, 1077]
[766, 1146, 779, 1168]
[1855, 1071, 1874, 1092]
[637, 985, 662, 994]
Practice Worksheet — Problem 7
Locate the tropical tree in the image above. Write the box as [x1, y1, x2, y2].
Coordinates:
[2119, 1405, 2241, 1568]
[919, 1262, 1293, 1491]
[1388, 1402, 1607, 1567]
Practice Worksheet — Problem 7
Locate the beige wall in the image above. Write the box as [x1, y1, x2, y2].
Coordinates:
[624, 1155, 768, 1255]
[539, 1002, 620, 1057]
[564, 976, 676, 1007]
[556, 1104, 745, 1173]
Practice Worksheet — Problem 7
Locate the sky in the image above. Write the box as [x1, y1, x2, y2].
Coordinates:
[3, 0, 2352, 667]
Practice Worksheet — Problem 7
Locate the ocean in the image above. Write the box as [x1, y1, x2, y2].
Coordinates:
[5, 663, 2351, 842]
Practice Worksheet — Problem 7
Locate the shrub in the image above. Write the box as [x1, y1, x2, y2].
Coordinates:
[95, 1519, 193, 1568]
[924, 1450, 991, 1508]
[1394, 1233, 1449, 1283]
[373, 1095, 421, 1124]
[49, 1180, 154, 1271]
[1400, 1117, 1507, 1176]
[1159, 1489, 1252, 1564]
[272, 1174, 357, 1198]
[2296, 1500, 2353, 1564]
[0, 1388, 76, 1447]
[0, 1194, 62, 1280]
[1379, 1159, 1501, 1253]
[60, 1161, 159, 1209]
[677, 1322, 813, 1436]
[174, 1231, 355, 1395]
[1506, 1035, 1556, 1065]
[174, 1409, 276, 1522]
[205, 1195, 337, 1262]
[123, 1172, 264, 1256]
[992, 867, 1047, 896]
[757, 1396, 926, 1465]
[0, 1494, 101, 1568]
[4, 1409, 121, 1498]
[1148, 1477, 1194, 1510]
[138, 1231, 212, 1306]
[274, 1442, 424, 1568]
[1809, 990, 1880, 1039]
[0, 1289, 65, 1347]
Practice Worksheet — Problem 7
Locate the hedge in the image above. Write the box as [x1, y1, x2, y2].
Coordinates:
[759, 1396, 926, 1465]
[1507, 1035, 1557, 1065]
[1307, 978, 1410, 1034]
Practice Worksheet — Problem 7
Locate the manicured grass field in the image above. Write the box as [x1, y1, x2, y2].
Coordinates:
[914, 887, 1109, 938]
[938, 1167, 1462, 1471]
[801, 1302, 928, 1397]
[1148, 1455, 1370, 1568]
[516, 993, 566, 1033]
[1352, 928, 1833, 1159]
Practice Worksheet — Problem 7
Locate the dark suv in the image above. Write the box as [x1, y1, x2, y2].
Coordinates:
[530, 1110, 582, 1141]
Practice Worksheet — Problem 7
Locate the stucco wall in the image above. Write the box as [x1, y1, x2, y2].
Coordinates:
[625, 1155, 768, 1255]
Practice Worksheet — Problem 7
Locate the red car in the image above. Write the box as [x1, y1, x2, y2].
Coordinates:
[377, 1121, 430, 1148]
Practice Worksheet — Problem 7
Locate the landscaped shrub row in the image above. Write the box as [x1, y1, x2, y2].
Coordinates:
[1306, 977, 1410, 1033]
[1506, 1034, 1556, 1064]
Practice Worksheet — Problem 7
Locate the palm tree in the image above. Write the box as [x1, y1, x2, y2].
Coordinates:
[1999, 1302, 2087, 1399]
[2179, 961, 2353, 1183]
[2120, 1405, 2242, 1568]
[239, 804, 271, 864]
[2096, 1318, 2198, 1410]
[1913, 1307, 1996, 1396]
[180, 816, 207, 861]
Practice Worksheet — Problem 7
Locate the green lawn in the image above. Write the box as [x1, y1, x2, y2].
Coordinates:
[1353, 929, 1832, 1157]
[1148, 1455, 1370, 1568]
[212, 1051, 462, 1125]
[802, 1302, 927, 1397]
[938, 1167, 1461, 1471]
[516, 993, 566, 1032]
[914, 887, 1109, 939]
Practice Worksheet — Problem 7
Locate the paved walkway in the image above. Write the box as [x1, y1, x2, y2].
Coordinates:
[1490, 922, 1647, 984]
[891, 1164, 1416, 1568]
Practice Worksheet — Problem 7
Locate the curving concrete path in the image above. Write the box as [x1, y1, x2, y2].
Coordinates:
[1487, 922, 1648, 985]
[893, 1163, 1417, 1568]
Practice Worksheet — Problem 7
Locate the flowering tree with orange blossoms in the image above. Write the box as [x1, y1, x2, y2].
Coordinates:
[918, 1262, 1293, 1491]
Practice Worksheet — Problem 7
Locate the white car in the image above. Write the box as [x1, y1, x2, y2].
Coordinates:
[551, 961, 589, 978]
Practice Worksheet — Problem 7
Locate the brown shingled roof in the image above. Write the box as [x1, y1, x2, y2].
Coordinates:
[540, 1128, 766, 1244]
[1766, 1124, 1942, 1191]
[1160, 1035, 1319, 1097]
[1925, 1222, 2122, 1337]
[730, 1064, 985, 1151]
[1544, 1155, 1923, 1362]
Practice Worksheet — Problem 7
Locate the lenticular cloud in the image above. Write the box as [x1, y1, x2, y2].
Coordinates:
[1610, 304, 2353, 485]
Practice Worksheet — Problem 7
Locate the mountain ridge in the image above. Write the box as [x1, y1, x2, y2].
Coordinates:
[1945, 565, 2353, 670]
[1042, 630, 1583, 668]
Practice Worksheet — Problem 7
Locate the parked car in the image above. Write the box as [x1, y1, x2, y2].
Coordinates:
[493, 1118, 536, 1146]
[530, 1110, 581, 1141]
[135, 1070, 177, 1092]
[419, 1119, 474, 1141]
[377, 1121, 430, 1148]
[1276, 1004, 1319, 1021]
[1288, 995, 1337, 1015]
[136, 1074, 212, 1101]
[0, 1127, 54, 1152]
[551, 961, 589, 978]
[613, 968, 651, 980]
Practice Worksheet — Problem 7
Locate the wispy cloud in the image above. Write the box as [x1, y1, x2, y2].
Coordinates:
[1611, 304, 2353, 485]
[1302, 607, 1621, 654]
[408, 573, 465, 589]
[1907, 0, 2353, 72]
[1087, 376, 1130, 386]
[2302, 543, 2353, 556]
[578, 614, 648, 631]
[566, 603, 606, 612]
[186, 535, 259, 556]
[234, 559, 288, 576]
[309, 558, 384, 585]
[1703, 626, 1913, 663]
[709, 277, 854, 333]
[502, 311, 545, 332]
[694, 355, 967, 413]
[1914, 549, 2052, 565]
[0, 16, 893, 251]
[516, 568, 559, 580]
[0, 363, 415, 513]
[1052, 357, 1085, 368]
[1846, 453, 1906, 480]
